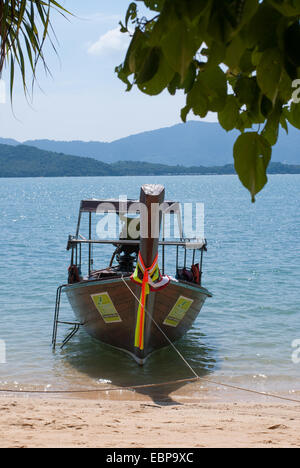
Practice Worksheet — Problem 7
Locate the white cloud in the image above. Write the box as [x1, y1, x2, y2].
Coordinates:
[88, 28, 130, 57]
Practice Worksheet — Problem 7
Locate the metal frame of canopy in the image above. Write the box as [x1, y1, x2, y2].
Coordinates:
[69, 198, 206, 278]
[66, 237, 207, 283]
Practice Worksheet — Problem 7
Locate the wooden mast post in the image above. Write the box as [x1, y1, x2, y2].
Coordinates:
[139, 184, 165, 267]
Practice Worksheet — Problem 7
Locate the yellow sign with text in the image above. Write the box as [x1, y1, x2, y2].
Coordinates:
[163, 296, 194, 327]
[91, 292, 122, 324]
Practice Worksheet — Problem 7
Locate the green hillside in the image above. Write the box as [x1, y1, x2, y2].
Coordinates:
[0, 144, 112, 177]
[0, 143, 299, 178]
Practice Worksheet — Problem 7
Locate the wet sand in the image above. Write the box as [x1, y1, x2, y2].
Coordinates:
[1, 394, 300, 448]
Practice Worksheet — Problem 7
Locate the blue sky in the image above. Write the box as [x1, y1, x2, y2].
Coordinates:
[0, 0, 215, 142]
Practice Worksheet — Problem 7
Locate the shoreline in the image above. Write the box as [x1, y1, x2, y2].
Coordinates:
[1, 384, 300, 403]
[1, 393, 299, 448]
[1, 373, 300, 405]
[1, 170, 300, 179]
[1, 385, 300, 448]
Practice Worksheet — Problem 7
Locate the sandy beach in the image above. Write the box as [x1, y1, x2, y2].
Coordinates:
[1, 393, 300, 448]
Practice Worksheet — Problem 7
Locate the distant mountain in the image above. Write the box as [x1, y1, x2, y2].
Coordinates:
[24, 122, 237, 166]
[0, 137, 19, 146]
[1, 121, 299, 166]
[0, 143, 299, 178]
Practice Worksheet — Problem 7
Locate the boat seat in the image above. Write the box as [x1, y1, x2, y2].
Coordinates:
[88, 268, 131, 281]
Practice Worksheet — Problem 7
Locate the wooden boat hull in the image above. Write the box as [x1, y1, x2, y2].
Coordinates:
[64, 277, 212, 365]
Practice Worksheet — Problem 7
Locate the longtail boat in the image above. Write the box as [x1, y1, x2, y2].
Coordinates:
[53, 185, 212, 365]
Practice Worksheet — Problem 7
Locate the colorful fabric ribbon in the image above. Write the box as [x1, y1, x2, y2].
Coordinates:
[131, 252, 170, 350]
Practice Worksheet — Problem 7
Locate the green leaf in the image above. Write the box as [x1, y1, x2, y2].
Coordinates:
[116, 29, 146, 90]
[213, 0, 259, 36]
[181, 104, 191, 123]
[257, 49, 283, 104]
[234, 76, 264, 123]
[184, 66, 227, 119]
[234, 132, 272, 202]
[198, 66, 227, 112]
[137, 50, 174, 95]
[285, 102, 300, 130]
[280, 112, 288, 134]
[236, 111, 253, 132]
[225, 35, 246, 71]
[261, 102, 282, 145]
[261, 95, 273, 118]
[218, 95, 240, 131]
[278, 68, 293, 102]
[235, 76, 259, 106]
[125, 2, 137, 28]
[168, 73, 181, 95]
[181, 62, 197, 93]
[127, 29, 148, 74]
[137, 47, 161, 84]
[267, 0, 300, 16]
[284, 23, 300, 68]
[246, 4, 281, 50]
[186, 79, 209, 118]
[161, 20, 199, 78]
[236, 0, 260, 29]
[137, 0, 165, 12]
[205, 40, 226, 69]
[239, 49, 255, 74]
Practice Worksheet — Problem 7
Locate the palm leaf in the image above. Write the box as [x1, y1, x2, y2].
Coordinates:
[0, 0, 71, 101]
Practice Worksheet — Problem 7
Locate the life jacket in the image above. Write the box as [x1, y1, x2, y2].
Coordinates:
[68, 265, 81, 284]
[177, 267, 193, 282]
[191, 264, 200, 285]
[177, 265, 200, 285]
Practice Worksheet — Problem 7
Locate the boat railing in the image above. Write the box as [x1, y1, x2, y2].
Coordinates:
[66, 235, 207, 283]
[66, 236, 206, 249]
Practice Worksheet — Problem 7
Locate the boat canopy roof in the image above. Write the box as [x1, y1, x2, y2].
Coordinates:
[72, 197, 206, 251]
[80, 199, 181, 214]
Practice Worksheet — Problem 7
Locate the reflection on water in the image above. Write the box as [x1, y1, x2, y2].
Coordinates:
[54, 328, 216, 402]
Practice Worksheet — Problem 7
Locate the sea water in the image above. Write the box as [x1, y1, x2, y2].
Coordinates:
[0, 175, 299, 400]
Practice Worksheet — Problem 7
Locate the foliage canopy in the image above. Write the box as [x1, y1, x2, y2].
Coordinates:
[117, 0, 300, 201]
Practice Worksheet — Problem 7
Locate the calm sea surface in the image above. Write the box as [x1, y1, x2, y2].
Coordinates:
[0, 175, 299, 400]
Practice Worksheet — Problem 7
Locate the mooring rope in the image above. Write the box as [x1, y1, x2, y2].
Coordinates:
[120, 276, 300, 405]
[0, 376, 300, 404]
[0, 378, 198, 395]
[0, 277, 300, 405]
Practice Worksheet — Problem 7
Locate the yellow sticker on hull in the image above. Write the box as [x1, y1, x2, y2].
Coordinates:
[163, 296, 194, 327]
[91, 292, 122, 324]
